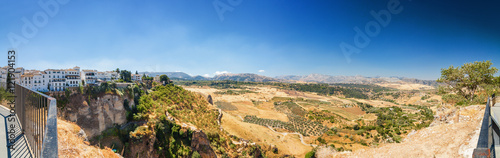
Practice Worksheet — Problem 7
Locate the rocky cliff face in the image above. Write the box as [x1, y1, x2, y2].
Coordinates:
[191, 130, 216, 158]
[129, 132, 159, 158]
[61, 93, 132, 138]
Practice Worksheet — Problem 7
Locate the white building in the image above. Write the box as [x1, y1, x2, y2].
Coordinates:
[1, 66, 24, 84]
[65, 66, 81, 88]
[0, 66, 7, 84]
[20, 70, 50, 92]
[32, 66, 82, 91]
[94, 71, 120, 82]
[4, 66, 131, 91]
[131, 74, 142, 81]
[45, 69, 67, 91]
[81, 70, 97, 86]
[106, 71, 119, 81]
[153, 75, 161, 82]
[96, 71, 110, 82]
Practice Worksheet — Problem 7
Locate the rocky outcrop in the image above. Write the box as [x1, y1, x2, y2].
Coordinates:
[61, 93, 132, 138]
[207, 95, 213, 105]
[217, 109, 222, 126]
[77, 129, 89, 142]
[251, 148, 262, 158]
[129, 132, 159, 158]
[191, 130, 216, 158]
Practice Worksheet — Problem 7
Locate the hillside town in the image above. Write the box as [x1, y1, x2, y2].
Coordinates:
[0, 66, 148, 92]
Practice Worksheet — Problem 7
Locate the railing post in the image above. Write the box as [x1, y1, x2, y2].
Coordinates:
[474, 96, 492, 158]
[41, 98, 57, 158]
[12, 83, 58, 158]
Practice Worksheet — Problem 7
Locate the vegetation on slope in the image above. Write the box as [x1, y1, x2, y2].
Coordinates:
[0, 87, 13, 103]
[124, 84, 272, 157]
[313, 104, 434, 151]
[214, 89, 256, 95]
[127, 84, 218, 157]
[49, 77, 283, 157]
[244, 99, 330, 136]
[175, 80, 394, 99]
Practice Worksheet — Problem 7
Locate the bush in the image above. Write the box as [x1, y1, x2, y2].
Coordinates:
[191, 151, 201, 158]
[393, 135, 402, 143]
[472, 94, 488, 105]
[442, 94, 466, 105]
[305, 150, 316, 158]
[317, 137, 327, 144]
[421, 95, 430, 100]
[0, 87, 13, 102]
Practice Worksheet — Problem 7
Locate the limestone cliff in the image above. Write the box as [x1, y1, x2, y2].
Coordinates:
[60, 93, 133, 138]
[191, 130, 216, 158]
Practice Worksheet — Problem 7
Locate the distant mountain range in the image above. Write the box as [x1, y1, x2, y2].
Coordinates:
[212, 73, 281, 82]
[276, 74, 440, 87]
[141, 72, 193, 79]
[139, 72, 439, 87]
[139, 72, 280, 82]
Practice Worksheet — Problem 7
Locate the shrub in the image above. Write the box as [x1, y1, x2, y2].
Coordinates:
[442, 94, 466, 105]
[191, 151, 201, 158]
[317, 137, 327, 144]
[305, 150, 316, 158]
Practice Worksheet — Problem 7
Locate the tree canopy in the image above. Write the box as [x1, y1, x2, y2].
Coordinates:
[159, 75, 172, 85]
[437, 60, 498, 101]
[120, 70, 132, 82]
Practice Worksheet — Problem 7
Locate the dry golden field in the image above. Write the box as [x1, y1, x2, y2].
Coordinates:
[183, 84, 442, 157]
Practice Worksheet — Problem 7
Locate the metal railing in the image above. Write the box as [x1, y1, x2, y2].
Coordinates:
[14, 83, 58, 158]
[474, 96, 497, 158]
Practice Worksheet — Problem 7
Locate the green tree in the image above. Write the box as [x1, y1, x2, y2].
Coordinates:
[160, 75, 172, 85]
[495, 76, 500, 87]
[120, 70, 132, 82]
[305, 150, 316, 158]
[116, 68, 120, 73]
[6, 72, 12, 84]
[437, 61, 498, 101]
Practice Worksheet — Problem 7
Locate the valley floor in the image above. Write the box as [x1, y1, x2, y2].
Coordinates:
[182, 83, 479, 157]
[333, 105, 484, 158]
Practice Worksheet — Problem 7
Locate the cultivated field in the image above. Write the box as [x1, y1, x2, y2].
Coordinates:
[183, 83, 442, 156]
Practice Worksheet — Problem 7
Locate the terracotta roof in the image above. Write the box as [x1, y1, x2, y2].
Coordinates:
[45, 69, 64, 71]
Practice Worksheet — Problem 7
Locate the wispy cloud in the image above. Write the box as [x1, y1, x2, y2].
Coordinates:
[258, 70, 265, 73]
[203, 74, 210, 77]
[214, 71, 230, 75]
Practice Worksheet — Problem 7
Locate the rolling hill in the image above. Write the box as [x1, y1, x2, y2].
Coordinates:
[139, 72, 439, 88]
[276, 74, 440, 87]
[212, 73, 281, 82]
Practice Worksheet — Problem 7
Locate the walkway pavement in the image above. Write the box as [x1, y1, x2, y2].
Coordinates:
[0, 105, 32, 158]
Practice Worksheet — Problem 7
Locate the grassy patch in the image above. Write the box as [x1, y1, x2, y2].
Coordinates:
[215, 90, 256, 95]
[215, 101, 238, 111]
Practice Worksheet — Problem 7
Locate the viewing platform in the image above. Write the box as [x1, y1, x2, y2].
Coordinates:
[0, 83, 58, 158]
[474, 96, 500, 158]
[0, 105, 32, 158]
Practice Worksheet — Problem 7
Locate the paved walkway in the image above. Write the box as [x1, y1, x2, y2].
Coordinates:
[0, 105, 32, 158]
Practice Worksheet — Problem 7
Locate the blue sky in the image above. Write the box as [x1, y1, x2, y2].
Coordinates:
[1, 0, 499, 80]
